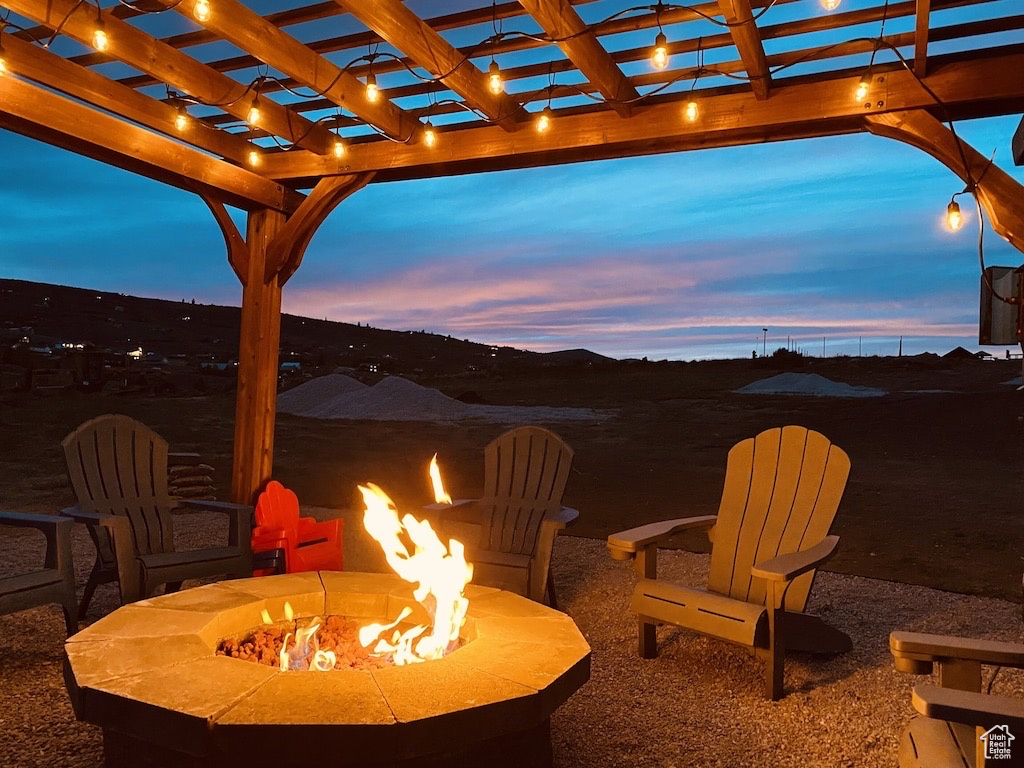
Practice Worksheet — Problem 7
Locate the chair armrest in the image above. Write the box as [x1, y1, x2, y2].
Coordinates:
[891, 632, 1024, 671]
[911, 684, 1024, 733]
[60, 506, 132, 534]
[60, 507, 140, 602]
[0, 511, 73, 532]
[751, 535, 840, 582]
[424, 499, 481, 525]
[607, 515, 718, 560]
[544, 506, 579, 529]
[178, 499, 251, 515]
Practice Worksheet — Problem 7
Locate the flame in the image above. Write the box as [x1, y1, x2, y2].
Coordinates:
[429, 453, 452, 505]
[358, 481, 473, 664]
[280, 619, 339, 671]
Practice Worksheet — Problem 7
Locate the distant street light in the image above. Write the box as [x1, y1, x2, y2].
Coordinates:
[762, 328, 768, 357]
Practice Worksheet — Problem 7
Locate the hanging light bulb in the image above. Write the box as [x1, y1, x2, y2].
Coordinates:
[247, 149, 260, 167]
[820, 0, 841, 9]
[422, 120, 437, 148]
[487, 60, 503, 95]
[684, 100, 699, 122]
[174, 104, 189, 132]
[92, 18, 109, 52]
[365, 72, 379, 103]
[0, 43, 7, 77]
[946, 200, 963, 231]
[536, 106, 552, 133]
[247, 96, 260, 126]
[333, 137, 346, 158]
[651, 32, 670, 70]
[854, 73, 871, 102]
[194, 0, 211, 22]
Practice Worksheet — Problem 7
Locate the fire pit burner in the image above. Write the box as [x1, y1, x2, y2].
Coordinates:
[63, 571, 590, 768]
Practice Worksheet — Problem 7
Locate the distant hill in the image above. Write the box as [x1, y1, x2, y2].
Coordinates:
[0, 279, 610, 379]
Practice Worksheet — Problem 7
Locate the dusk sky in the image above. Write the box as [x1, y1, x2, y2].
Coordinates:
[1, 2, 1022, 361]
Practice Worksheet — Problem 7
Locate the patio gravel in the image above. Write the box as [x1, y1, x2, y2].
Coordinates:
[0, 511, 1021, 767]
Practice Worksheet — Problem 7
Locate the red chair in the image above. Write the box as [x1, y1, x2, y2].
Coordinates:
[251, 481, 343, 575]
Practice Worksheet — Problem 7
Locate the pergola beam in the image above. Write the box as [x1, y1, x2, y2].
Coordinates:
[0, 76, 301, 213]
[716, 0, 772, 99]
[5, 0, 336, 156]
[518, 0, 640, 118]
[337, 0, 527, 132]
[157, 0, 418, 141]
[0, 33, 252, 166]
[261, 45, 1024, 183]
[915, 0, 932, 76]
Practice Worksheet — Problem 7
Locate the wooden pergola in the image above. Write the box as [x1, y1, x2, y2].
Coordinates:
[1, 0, 1022, 504]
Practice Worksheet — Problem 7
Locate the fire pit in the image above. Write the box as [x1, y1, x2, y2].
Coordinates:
[63, 571, 590, 767]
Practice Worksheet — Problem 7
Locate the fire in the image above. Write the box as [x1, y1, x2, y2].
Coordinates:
[269, 459, 472, 671]
[358, 482, 473, 664]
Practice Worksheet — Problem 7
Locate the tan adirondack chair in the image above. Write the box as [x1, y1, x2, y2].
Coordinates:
[61, 414, 252, 616]
[607, 425, 852, 700]
[437, 426, 578, 606]
[0, 511, 78, 635]
[891, 631, 1024, 767]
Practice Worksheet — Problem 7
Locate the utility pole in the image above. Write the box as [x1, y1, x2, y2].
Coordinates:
[762, 328, 768, 357]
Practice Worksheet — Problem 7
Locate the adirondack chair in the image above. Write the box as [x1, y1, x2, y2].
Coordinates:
[251, 480, 343, 576]
[0, 511, 78, 635]
[607, 425, 852, 700]
[436, 426, 578, 606]
[61, 414, 252, 616]
[891, 631, 1024, 767]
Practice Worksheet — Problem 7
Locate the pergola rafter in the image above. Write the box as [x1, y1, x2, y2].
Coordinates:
[0, 0, 1021, 503]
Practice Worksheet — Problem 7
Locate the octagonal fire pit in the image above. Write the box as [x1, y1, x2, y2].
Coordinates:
[63, 571, 590, 768]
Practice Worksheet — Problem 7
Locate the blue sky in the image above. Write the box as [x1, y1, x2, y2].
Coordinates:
[1, 0, 1022, 361]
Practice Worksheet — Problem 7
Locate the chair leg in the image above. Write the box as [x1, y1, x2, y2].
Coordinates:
[78, 564, 102, 620]
[62, 602, 78, 636]
[639, 616, 658, 659]
[546, 572, 559, 611]
[766, 596, 786, 700]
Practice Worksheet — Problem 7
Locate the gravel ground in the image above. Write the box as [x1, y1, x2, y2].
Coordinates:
[0, 515, 1021, 767]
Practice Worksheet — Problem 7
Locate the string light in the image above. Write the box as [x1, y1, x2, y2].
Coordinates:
[487, 60, 503, 95]
[175, 104, 189, 131]
[536, 106, 552, 133]
[684, 100, 699, 122]
[0, 42, 6, 77]
[422, 120, 437, 147]
[92, 17, 108, 52]
[365, 71, 379, 103]
[651, 32, 669, 70]
[821, 0, 841, 9]
[194, 0, 211, 22]
[333, 137, 346, 157]
[246, 96, 260, 126]
[247, 149, 260, 167]
[854, 72, 871, 101]
[946, 200, 963, 231]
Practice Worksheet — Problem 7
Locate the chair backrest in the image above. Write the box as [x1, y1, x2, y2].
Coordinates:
[62, 414, 175, 557]
[255, 480, 300, 534]
[707, 426, 850, 613]
[478, 426, 574, 556]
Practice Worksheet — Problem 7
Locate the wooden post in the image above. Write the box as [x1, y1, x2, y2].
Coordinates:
[232, 209, 286, 504]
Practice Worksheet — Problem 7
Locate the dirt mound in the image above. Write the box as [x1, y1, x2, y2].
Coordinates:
[736, 372, 886, 398]
[277, 374, 367, 416]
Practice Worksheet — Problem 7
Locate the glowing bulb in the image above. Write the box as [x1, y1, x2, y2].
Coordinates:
[820, 0, 840, 9]
[536, 107, 551, 133]
[423, 121, 437, 148]
[333, 138, 345, 158]
[247, 99, 260, 126]
[854, 74, 870, 102]
[247, 149, 260, 167]
[651, 32, 669, 70]
[946, 200, 962, 231]
[487, 60, 503, 95]
[92, 22, 108, 52]
[365, 73, 379, 103]
[174, 105, 189, 132]
[684, 100, 699, 122]
[0, 48, 6, 77]
[194, 0, 211, 22]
